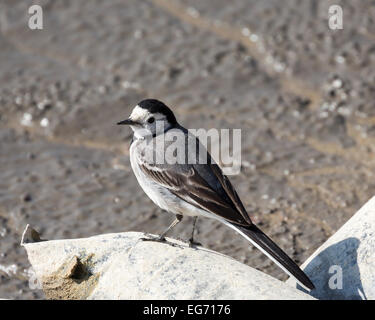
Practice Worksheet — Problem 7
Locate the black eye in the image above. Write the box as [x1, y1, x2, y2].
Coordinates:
[147, 117, 155, 124]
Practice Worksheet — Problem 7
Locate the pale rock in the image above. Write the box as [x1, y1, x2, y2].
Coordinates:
[21, 226, 314, 300]
[287, 196, 375, 300]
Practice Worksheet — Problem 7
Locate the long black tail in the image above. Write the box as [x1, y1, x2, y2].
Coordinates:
[228, 223, 315, 290]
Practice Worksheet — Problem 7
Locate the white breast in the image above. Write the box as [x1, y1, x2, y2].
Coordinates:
[129, 137, 212, 218]
[129, 138, 175, 212]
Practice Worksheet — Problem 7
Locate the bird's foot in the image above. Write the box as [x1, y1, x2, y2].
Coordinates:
[140, 233, 183, 248]
[188, 238, 202, 248]
[174, 236, 202, 248]
[140, 233, 166, 243]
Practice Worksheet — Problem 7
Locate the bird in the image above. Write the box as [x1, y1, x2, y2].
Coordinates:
[117, 98, 315, 291]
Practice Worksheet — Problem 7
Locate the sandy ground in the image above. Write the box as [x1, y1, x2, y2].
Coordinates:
[1, 0, 375, 299]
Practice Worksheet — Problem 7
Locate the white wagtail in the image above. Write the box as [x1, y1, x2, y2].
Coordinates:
[117, 99, 314, 290]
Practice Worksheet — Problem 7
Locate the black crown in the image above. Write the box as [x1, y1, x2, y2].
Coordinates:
[138, 99, 177, 125]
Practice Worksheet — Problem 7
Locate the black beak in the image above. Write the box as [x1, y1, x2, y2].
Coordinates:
[117, 118, 137, 125]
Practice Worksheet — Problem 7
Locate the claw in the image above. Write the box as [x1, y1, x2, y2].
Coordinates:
[140, 232, 166, 242]
[188, 238, 202, 248]
[139, 233, 183, 248]
[140, 235, 166, 243]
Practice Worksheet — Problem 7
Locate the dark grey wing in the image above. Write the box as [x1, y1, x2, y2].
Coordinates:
[139, 161, 252, 226]
[206, 162, 251, 224]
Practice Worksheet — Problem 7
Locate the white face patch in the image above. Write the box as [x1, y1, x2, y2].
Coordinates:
[129, 105, 166, 123]
[129, 105, 150, 122]
[128, 105, 170, 139]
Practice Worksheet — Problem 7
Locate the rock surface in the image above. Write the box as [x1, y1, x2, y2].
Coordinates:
[22, 227, 313, 300]
[287, 196, 375, 300]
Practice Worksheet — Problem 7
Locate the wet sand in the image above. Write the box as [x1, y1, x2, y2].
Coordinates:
[1, 0, 375, 299]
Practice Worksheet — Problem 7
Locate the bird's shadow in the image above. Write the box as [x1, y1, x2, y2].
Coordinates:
[297, 237, 366, 300]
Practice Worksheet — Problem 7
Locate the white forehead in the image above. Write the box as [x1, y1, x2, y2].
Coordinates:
[129, 105, 166, 122]
[129, 105, 149, 121]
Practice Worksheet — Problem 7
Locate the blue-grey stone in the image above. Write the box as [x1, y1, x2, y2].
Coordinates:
[287, 196, 375, 300]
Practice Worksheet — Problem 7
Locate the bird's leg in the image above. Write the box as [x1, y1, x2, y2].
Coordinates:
[158, 214, 183, 240]
[189, 216, 198, 242]
[188, 216, 202, 247]
[141, 214, 183, 243]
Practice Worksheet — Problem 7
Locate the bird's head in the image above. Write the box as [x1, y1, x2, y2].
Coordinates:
[117, 99, 177, 139]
